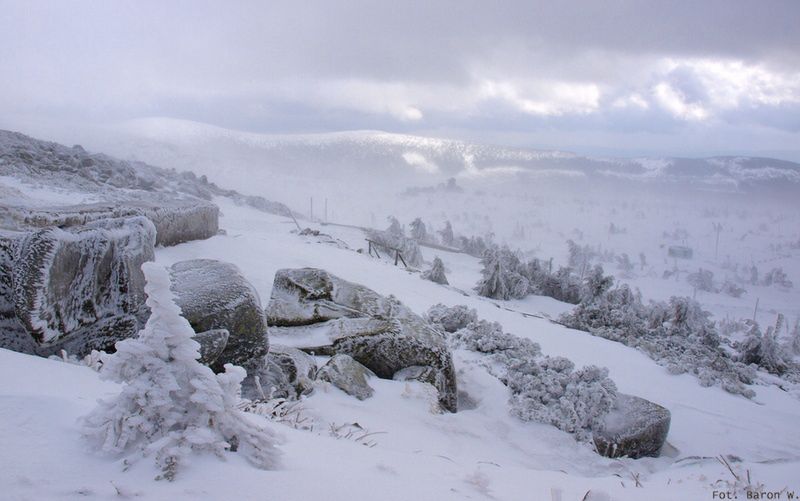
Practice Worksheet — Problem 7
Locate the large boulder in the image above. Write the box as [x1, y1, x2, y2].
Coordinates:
[266, 268, 458, 412]
[316, 354, 376, 400]
[194, 329, 230, 367]
[3, 199, 219, 247]
[592, 393, 671, 459]
[169, 259, 268, 372]
[0, 230, 36, 354]
[260, 344, 318, 399]
[9, 216, 156, 356]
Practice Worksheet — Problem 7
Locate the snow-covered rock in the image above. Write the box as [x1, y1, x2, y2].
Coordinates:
[194, 328, 230, 366]
[260, 344, 317, 399]
[10, 216, 156, 356]
[316, 353, 376, 401]
[0, 230, 35, 354]
[266, 268, 458, 412]
[592, 393, 671, 459]
[169, 259, 268, 372]
[3, 200, 219, 247]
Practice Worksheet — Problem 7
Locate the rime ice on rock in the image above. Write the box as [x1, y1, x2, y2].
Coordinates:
[316, 354, 376, 400]
[592, 394, 671, 459]
[12, 216, 156, 355]
[266, 268, 458, 412]
[169, 259, 269, 374]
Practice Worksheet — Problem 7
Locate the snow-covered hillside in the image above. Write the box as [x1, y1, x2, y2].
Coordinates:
[3, 197, 800, 500]
[1, 130, 799, 501]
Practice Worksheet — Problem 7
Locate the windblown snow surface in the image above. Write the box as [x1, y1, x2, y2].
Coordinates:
[2, 194, 799, 501]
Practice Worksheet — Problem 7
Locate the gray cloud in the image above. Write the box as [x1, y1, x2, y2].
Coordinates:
[1, 0, 799, 158]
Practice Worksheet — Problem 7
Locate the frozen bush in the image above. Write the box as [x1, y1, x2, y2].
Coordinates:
[427, 304, 616, 441]
[721, 279, 746, 298]
[82, 263, 280, 480]
[761, 267, 793, 289]
[687, 268, 716, 292]
[425, 303, 477, 333]
[475, 247, 529, 300]
[561, 285, 759, 398]
[422, 256, 449, 285]
[737, 315, 792, 376]
[507, 358, 616, 441]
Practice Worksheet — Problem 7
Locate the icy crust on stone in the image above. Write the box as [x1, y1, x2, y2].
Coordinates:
[169, 259, 268, 372]
[194, 329, 230, 367]
[265, 268, 458, 412]
[1, 199, 219, 247]
[316, 354, 376, 400]
[12, 216, 156, 353]
[592, 393, 671, 459]
[260, 344, 318, 399]
[0, 230, 36, 354]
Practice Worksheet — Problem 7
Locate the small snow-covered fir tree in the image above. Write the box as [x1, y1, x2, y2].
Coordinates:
[422, 256, 449, 285]
[439, 221, 455, 246]
[409, 217, 428, 242]
[82, 262, 280, 480]
[476, 248, 509, 299]
[386, 216, 403, 237]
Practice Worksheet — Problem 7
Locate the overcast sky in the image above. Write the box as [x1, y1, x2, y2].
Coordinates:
[1, 0, 799, 159]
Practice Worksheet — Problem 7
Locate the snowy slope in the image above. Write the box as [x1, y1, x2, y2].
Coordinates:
[3, 197, 798, 500]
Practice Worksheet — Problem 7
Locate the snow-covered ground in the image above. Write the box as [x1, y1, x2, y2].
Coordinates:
[3, 196, 799, 500]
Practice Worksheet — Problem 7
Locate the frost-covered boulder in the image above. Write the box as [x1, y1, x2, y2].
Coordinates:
[316, 354, 376, 400]
[259, 344, 318, 399]
[170, 259, 268, 372]
[194, 329, 230, 366]
[11, 216, 156, 356]
[0, 230, 36, 354]
[5, 200, 219, 247]
[592, 394, 671, 459]
[266, 268, 458, 412]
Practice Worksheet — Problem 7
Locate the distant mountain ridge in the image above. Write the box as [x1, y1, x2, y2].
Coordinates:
[101, 118, 800, 195]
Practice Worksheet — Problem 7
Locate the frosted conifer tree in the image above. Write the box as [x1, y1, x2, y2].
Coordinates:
[409, 217, 428, 242]
[82, 262, 280, 480]
[476, 248, 509, 299]
[422, 256, 449, 285]
[386, 216, 403, 237]
[439, 221, 455, 246]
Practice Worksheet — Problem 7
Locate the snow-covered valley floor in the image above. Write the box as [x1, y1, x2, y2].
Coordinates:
[2, 197, 799, 501]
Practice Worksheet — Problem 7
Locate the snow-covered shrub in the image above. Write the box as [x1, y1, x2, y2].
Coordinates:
[427, 304, 616, 441]
[425, 303, 478, 333]
[567, 239, 596, 271]
[736, 316, 792, 376]
[616, 253, 635, 278]
[761, 267, 793, 289]
[507, 358, 616, 440]
[687, 268, 716, 292]
[82, 262, 281, 481]
[475, 247, 528, 300]
[523, 259, 581, 304]
[561, 286, 758, 398]
[366, 227, 424, 267]
[438, 221, 455, 246]
[409, 217, 428, 242]
[721, 279, 746, 298]
[422, 256, 449, 285]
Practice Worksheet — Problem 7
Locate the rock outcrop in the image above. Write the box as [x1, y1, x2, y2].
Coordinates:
[194, 328, 230, 367]
[2, 200, 219, 247]
[260, 344, 318, 399]
[592, 393, 671, 459]
[8, 216, 156, 356]
[170, 259, 269, 372]
[316, 354, 376, 400]
[266, 268, 457, 412]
